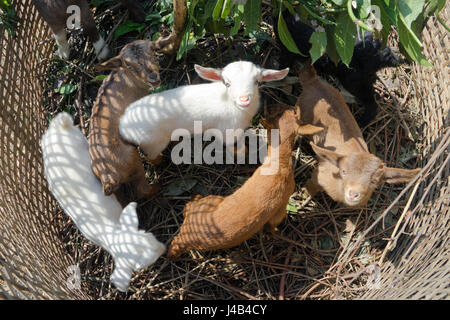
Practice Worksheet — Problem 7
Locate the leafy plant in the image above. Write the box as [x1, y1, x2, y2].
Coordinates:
[175, 0, 447, 66]
[0, 0, 20, 37]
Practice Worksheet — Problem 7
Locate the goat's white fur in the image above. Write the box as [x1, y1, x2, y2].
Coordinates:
[53, 29, 70, 60]
[119, 61, 289, 160]
[93, 36, 110, 61]
[41, 113, 166, 292]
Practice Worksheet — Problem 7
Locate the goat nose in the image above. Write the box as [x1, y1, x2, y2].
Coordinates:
[348, 190, 360, 200]
[239, 96, 250, 103]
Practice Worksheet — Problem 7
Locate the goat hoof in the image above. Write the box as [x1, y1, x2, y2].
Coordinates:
[263, 224, 278, 236]
[57, 47, 70, 60]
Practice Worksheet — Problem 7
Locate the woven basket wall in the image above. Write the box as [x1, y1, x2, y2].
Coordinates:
[0, 0, 448, 300]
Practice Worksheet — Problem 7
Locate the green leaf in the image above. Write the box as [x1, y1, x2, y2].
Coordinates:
[286, 203, 298, 213]
[212, 0, 224, 21]
[176, 21, 199, 61]
[375, 0, 398, 27]
[58, 83, 77, 95]
[302, 5, 337, 25]
[243, 0, 261, 34]
[372, 0, 394, 46]
[230, 9, 242, 36]
[0, 0, 11, 9]
[398, 0, 426, 28]
[90, 75, 107, 83]
[325, 25, 340, 65]
[152, 31, 160, 41]
[355, 0, 372, 19]
[398, 12, 423, 47]
[334, 12, 356, 67]
[164, 178, 198, 196]
[294, 4, 309, 22]
[114, 20, 146, 40]
[398, 16, 431, 66]
[331, 0, 346, 5]
[282, 0, 296, 15]
[309, 31, 327, 64]
[146, 12, 162, 22]
[277, 11, 303, 56]
[199, 0, 217, 27]
[221, 0, 233, 19]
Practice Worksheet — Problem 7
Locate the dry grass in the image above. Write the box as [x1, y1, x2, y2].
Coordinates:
[43, 1, 423, 300]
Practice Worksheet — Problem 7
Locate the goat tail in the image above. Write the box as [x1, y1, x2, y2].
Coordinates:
[298, 64, 318, 84]
[50, 112, 74, 130]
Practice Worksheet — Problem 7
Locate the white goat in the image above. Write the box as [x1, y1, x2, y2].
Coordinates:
[41, 112, 166, 292]
[119, 61, 289, 161]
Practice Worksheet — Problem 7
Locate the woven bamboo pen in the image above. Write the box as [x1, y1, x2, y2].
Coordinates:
[0, 0, 448, 299]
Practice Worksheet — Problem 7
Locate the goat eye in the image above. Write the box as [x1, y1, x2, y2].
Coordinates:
[341, 169, 347, 176]
[222, 78, 230, 87]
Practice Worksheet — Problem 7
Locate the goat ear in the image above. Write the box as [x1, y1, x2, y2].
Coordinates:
[310, 142, 341, 167]
[261, 68, 289, 82]
[260, 118, 274, 130]
[194, 64, 222, 81]
[298, 125, 323, 136]
[383, 167, 420, 184]
[94, 56, 122, 71]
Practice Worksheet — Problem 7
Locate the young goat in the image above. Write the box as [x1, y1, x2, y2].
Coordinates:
[89, 40, 162, 206]
[33, 0, 148, 60]
[297, 65, 420, 207]
[278, 11, 399, 126]
[166, 107, 322, 258]
[119, 61, 289, 162]
[41, 112, 166, 292]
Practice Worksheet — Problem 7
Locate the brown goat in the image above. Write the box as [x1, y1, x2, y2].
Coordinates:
[32, 0, 187, 60]
[167, 107, 323, 258]
[87, 1, 186, 206]
[88, 40, 162, 206]
[296, 65, 420, 207]
[32, 0, 146, 60]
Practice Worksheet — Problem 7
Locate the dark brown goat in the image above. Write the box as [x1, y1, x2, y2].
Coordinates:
[32, 0, 187, 60]
[87, 1, 186, 206]
[33, 0, 146, 60]
[167, 107, 322, 258]
[88, 40, 162, 206]
[296, 65, 420, 206]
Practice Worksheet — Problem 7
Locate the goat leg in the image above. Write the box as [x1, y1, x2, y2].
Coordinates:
[305, 170, 323, 197]
[265, 207, 288, 234]
[78, 1, 110, 60]
[131, 165, 161, 200]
